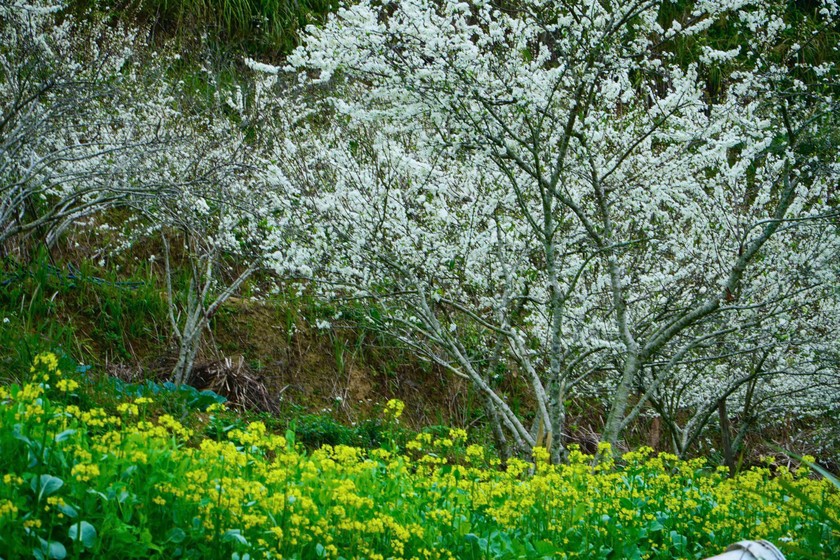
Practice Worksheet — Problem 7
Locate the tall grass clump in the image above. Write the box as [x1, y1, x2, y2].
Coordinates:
[0, 253, 169, 378]
[115, 0, 339, 55]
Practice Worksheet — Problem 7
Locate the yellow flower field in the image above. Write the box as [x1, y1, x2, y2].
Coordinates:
[0, 354, 837, 559]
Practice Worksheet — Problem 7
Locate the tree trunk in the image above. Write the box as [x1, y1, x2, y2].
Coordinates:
[172, 337, 200, 386]
[484, 394, 511, 463]
[602, 350, 641, 450]
[718, 398, 735, 477]
[647, 416, 661, 450]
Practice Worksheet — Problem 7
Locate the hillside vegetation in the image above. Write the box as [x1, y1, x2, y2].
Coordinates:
[2, 0, 840, 556]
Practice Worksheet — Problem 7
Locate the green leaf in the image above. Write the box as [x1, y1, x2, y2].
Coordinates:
[13, 423, 32, 445]
[54, 429, 76, 442]
[802, 458, 840, 490]
[669, 530, 687, 550]
[531, 540, 559, 556]
[453, 515, 471, 537]
[69, 521, 97, 549]
[31, 474, 63, 500]
[622, 543, 642, 560]
[222, 529, 248, 546]
[36, 541, 66, 560]
[772, 446, 840, 532]
[86, 488, 108, 501]
[57, 502, 78, 518]
[165, 528, 186, 544]
[48, 542, 66, 560]
[315, 543, 326, 558]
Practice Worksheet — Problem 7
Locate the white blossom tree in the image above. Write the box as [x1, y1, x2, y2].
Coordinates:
[258, 0, 839, 459]
[151, 118, 301, 386]
[0, 0, 182, 252]
[114, 65, 304, 387]
[0, 0, 301, 386]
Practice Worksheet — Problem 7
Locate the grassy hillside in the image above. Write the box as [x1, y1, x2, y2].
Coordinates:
[0, 251, 480, 432]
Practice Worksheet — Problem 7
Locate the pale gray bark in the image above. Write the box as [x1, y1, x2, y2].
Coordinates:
[163, 233, 258, 386]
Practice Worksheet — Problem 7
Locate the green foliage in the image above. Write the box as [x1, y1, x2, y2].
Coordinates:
[0, 252, 168, 377]
[291, 414, 376, 448]
[1, 355, 838, 559]
[773, 448, 840, 559]
[271, 403, 400, 450]
[72, 0, 339, 56]
[111, 377, 227, 411]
